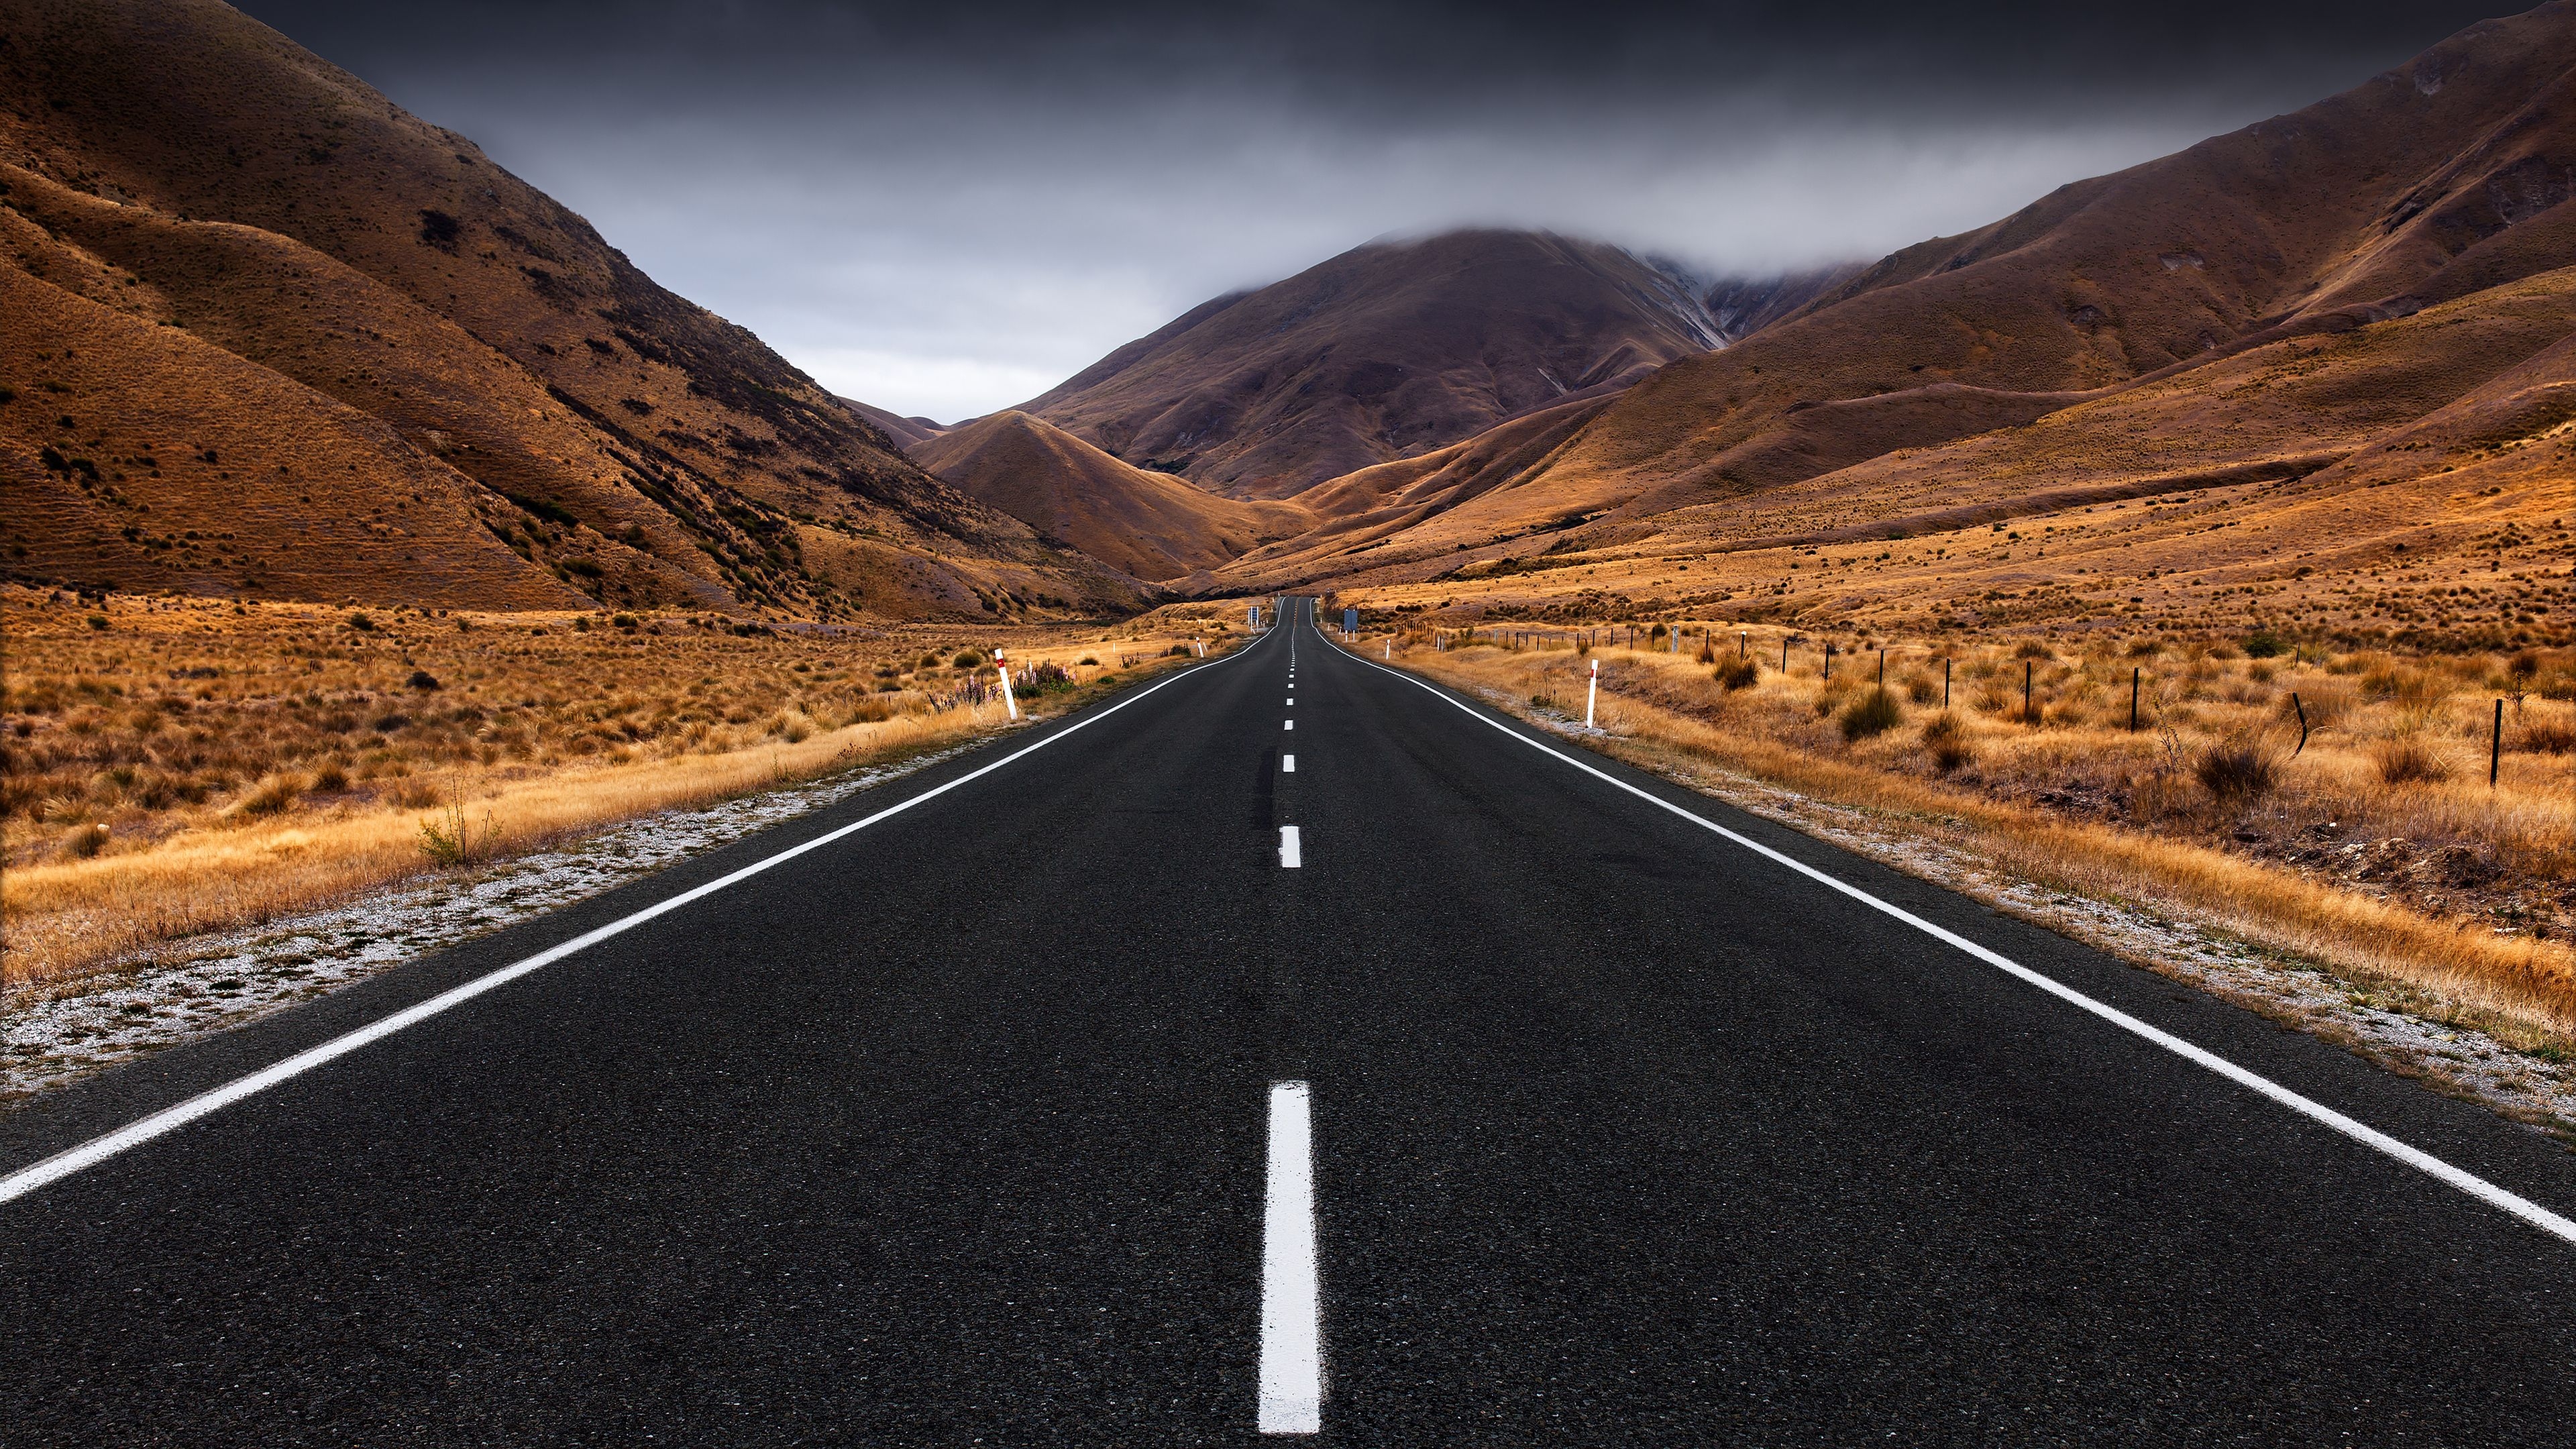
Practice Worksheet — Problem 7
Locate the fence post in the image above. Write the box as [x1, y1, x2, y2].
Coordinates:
[2130, 667, 2139, 732]
[1739, 630, 1747, 659]
[2493, 698, 2504, 787]
[1877, 647, 1885, 687]
[2024, 660, 2033, 724]
[1782, 636, 1790, 672]
[1944, 657, 1951, 708]
[2291, 692, 2308, 756]
[1824, 643, 1833, 680]
[1585, 658, 1599, 729]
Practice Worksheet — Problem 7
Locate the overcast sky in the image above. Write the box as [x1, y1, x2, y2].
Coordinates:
[241, 0, 2504, 422]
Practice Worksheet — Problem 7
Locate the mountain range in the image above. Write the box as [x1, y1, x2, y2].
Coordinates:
[5, 0, 2574, 637]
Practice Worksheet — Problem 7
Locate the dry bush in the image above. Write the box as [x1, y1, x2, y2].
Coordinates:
[2372, 736, 2454, 785]
[2288, 679, 2357, 731]
[2192, 738, 2281, 801]
[1714, 657, 1760, 690]
[1840, 687, 1904, 741]
[2515, 718, 2576, 755]
[1921, 713, 1974, 773]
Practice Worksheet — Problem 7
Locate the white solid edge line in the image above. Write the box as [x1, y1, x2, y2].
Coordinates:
[1258, 1079, 1323, 1435]
[1282, 754, 1296, 773]
[1279, 825, 1303, 869]
[0, 629, 1278, 1208]
[1332, 637, 2576, 1248]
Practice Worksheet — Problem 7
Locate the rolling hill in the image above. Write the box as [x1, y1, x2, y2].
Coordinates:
[909, 411, 1309, 582]
[0, 0, 1145, 619]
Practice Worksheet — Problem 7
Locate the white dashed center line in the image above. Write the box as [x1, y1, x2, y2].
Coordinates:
[1258, 1080, 1322, 1435]
[1281, 754, 1295, 773]
[1283, 720, 1293, 731]
[1277, 826, 1301, 867]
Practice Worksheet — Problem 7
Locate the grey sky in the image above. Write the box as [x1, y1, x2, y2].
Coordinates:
[239, 1, 2506, 421]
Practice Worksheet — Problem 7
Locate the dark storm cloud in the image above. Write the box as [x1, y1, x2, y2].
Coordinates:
[239, 1, 2507, 419]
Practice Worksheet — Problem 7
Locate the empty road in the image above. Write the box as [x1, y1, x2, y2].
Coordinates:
[4, 598, 2574, 1444]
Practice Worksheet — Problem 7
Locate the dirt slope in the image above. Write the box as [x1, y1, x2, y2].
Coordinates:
[910, 411, 1309, 582]
[0, 0, 1143, 619]
[1021, 229, 1727, 499]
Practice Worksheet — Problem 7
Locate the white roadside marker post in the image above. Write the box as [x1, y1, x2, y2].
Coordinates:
[1585, 657, 1599, 729]
[995, 649, 1019, 720]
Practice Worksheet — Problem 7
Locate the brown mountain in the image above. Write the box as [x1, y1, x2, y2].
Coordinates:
[837, 396, 949, 452]
[1524, 1, 2576, 517]
[1208, 1, 2576, 604]
[0, 0, 1144, 619]
[910, 411, 1309, 582]
[1021, 229, 1729, 500]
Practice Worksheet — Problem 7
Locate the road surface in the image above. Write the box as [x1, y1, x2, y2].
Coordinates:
[4, 598, 2574, 1444]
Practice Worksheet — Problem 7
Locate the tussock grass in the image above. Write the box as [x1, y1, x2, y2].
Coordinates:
[1379, 631, 2576, 1042]
[4, 588, 1226, 988]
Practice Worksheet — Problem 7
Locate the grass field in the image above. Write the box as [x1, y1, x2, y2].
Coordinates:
[1370, 623, 2576, 1052]
[1, 586, 1244, 989]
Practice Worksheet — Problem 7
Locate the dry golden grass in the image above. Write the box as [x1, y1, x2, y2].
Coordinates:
[1376, 627, 2576, 1044]
[2, 586, 1230, 988]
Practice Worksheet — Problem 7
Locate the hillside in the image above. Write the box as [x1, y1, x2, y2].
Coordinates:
[0, 0, 1144, 619]
[1220, 2, 2576, 642]
[839, 396, 949, 452]
[910, 411, 1309, 582]
[1021, 230, 1727, 499]
[1529, 3, 2576, 517]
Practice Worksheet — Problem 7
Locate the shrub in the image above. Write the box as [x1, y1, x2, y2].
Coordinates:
[58, 822, 110, 860]
[346, 612, 374, 631]
[1904, 674, 1938, 704]
[2241, 631, 2288, 658]
[1167, 644, 1191, 657]
[1714, 657, 1759, 690]
[311, 761, 351, 792]
[2516, 720, 2576, 755]
[407, 669, 442, 691]
[1077, 656, 1099, 667]
[416, 794, 496, 867]
[1697, 639, 1716, 664]
[2012, 640, 2053, 660]
[1921, 714, 1974, 773]
[1839, 687, 1904, 741]
[953, 649, 985, 669]
[2193, 739, 2280, 800]
[2371, 736, 2451, 785]
[611, 612, 638, 629]
[85, 614, 108, 631]
[227, 771, 301, 820]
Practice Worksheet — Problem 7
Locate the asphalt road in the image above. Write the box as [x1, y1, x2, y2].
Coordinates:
[5, 598, 2575, 1445]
